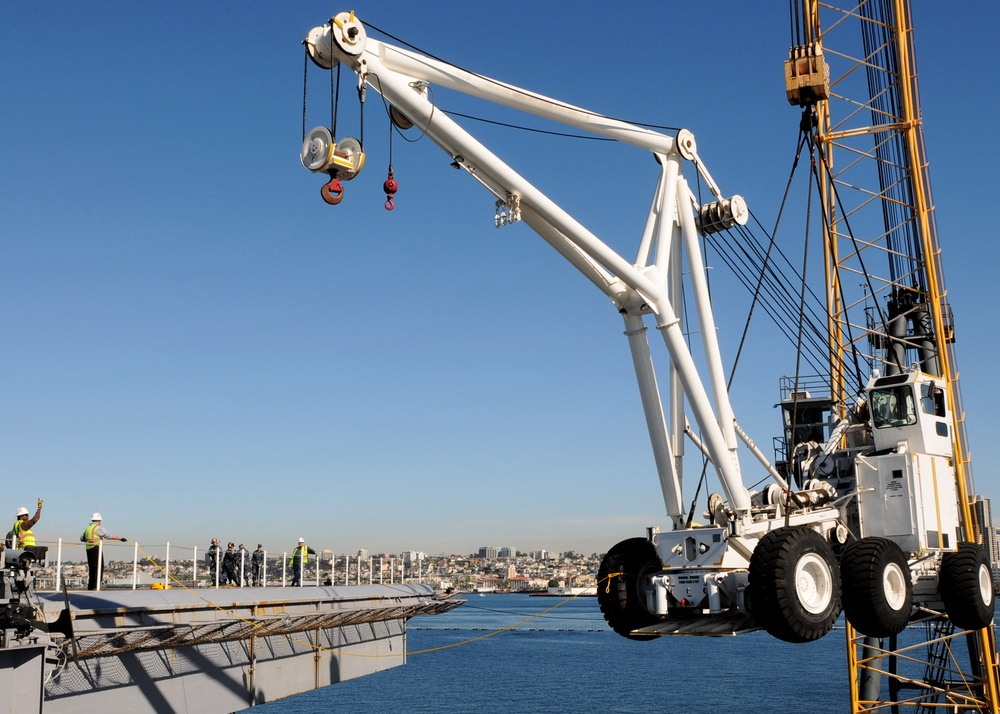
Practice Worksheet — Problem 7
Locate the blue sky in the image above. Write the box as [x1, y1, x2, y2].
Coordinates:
[2, 2, 997, 559]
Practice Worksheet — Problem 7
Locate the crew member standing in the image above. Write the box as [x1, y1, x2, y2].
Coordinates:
[223, 542, 238, 586]
[251, 544, 265, 586]
[207, 539, 222, 586]
[11, 499, 43, 547]
[83, 513, 127, 591]
[290, 538, 316, 587]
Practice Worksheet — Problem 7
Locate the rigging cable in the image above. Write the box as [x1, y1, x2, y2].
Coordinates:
[810, 137, 888, 388]
[301, 45, 309, 142]
[443, 110, 615, 142]
[788, 130, 819, 455]
[331, 58, 341, 141]
[361, 19, 682, 134]
[724, 128, 812, 388]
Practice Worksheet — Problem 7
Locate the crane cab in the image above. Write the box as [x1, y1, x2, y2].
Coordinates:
[867, 371, 952, 457]
[855, 370, 959, 552]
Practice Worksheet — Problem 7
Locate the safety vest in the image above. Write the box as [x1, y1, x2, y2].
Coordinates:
[13, 520, 35, 547]
[293, 546, 308, 564]
[85, 523, 101, 549]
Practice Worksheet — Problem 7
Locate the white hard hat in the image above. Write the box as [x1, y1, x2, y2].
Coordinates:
[92, 512, 102, 521]
[298, 537, 305, 543]
[16, 507, 29, 517]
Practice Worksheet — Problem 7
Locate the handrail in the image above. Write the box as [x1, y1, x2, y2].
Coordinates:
[21, 537, 422, 592]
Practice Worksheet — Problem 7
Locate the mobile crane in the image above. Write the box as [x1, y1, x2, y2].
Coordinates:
[301, 7, 999, 709]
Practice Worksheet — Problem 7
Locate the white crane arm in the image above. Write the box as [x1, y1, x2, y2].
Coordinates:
[302, 13, 754, 521]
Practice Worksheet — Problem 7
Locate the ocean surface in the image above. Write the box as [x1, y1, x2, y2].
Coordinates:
[252, 593, 852, 713]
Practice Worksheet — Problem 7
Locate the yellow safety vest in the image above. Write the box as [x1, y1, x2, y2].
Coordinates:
[85, 523, 101, 549]
[293, 546, 309, 564]
[13, 520, 35, 547]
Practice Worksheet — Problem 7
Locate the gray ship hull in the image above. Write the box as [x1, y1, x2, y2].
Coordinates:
[2, 584, 461, 713]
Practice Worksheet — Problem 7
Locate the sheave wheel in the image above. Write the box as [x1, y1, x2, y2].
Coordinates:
[597, 537, 660, 641]
[748, 527, 841, 643]
[841, 537, 911, 637]
[941, 542, 995, 631]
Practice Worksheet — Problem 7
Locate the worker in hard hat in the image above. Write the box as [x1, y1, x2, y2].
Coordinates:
[8, 499, 43, 548]
[289, 538, 316, 587]
[83, 512, 127, 591]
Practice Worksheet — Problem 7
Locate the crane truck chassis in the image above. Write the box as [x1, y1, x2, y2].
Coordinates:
[300, 12, 994, 644]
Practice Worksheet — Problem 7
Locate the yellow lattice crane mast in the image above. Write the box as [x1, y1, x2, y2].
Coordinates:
[786, 1, 1000, 709]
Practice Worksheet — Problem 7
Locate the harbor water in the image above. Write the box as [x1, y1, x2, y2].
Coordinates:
[254, 592, 849, 713]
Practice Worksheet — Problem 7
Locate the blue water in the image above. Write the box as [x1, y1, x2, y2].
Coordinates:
[254, 593, 849, 713]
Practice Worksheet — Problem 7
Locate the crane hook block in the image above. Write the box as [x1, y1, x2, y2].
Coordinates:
[383, 173, 398, 211]
[301, 129, 366, 181]
[321, 178, 345, 205]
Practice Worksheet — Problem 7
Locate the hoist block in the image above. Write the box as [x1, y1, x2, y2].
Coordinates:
[785, 44, 830, 107]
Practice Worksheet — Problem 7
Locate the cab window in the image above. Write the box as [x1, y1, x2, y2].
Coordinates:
[870, 386, 917, 428]
[920, 382, 946, 417]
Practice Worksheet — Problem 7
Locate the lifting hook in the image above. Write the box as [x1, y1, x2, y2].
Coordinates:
[383, 169, 398, 211]
[321, 176, 345, 205]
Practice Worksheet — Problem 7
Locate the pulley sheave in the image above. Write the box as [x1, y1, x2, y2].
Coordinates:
[300, 128, 366, 180]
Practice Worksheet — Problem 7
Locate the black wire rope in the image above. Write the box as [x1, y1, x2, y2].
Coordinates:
[331, 61, 341, 141]
[789, 135, 817, 437]
[367, 73, 433, 145]
[810, 138, 889, 389]
[361, 19, 682, 135]
[302, 46, 309, 142]
[706, 222, 830, 378]
[442, 110, 615, 142]
[790, 0, 801, 47]
[724, 129, 810, 388]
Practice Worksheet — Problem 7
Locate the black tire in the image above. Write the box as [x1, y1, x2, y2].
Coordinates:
[597, 537, 660, 640]
[841, 537, 911, 637]
[941, 542, 995, 631]
[748, 527, 842, 643]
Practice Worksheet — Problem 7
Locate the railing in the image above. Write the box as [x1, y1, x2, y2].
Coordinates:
[28, 538, 426, 593]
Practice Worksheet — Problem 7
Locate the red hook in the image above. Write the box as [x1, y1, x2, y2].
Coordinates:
[383, 170, 398, 211]
[321, 177, 344, 205]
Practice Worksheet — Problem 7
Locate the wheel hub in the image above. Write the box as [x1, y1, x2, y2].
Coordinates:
[795, 553, 834, 614]
[978, 564, 992, 605]
[882, 562, 908, 611]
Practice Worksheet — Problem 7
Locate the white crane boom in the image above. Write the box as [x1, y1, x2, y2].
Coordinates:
[302, 12, 752, 523]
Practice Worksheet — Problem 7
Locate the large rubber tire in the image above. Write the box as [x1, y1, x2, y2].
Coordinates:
[597, 537, 660, 641]
[941, 542, 995, 631]
[748, 527, 842, 643]
[841, 537, 912, 637]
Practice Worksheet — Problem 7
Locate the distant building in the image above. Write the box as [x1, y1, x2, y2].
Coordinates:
[505, 575, 532, 592]
[972, 498, 997, 565]
[357, 549, 369, 561]
[498, 547, 516, 558]
[478, 546, 498, 560]
[995, 528, 1000, 585]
